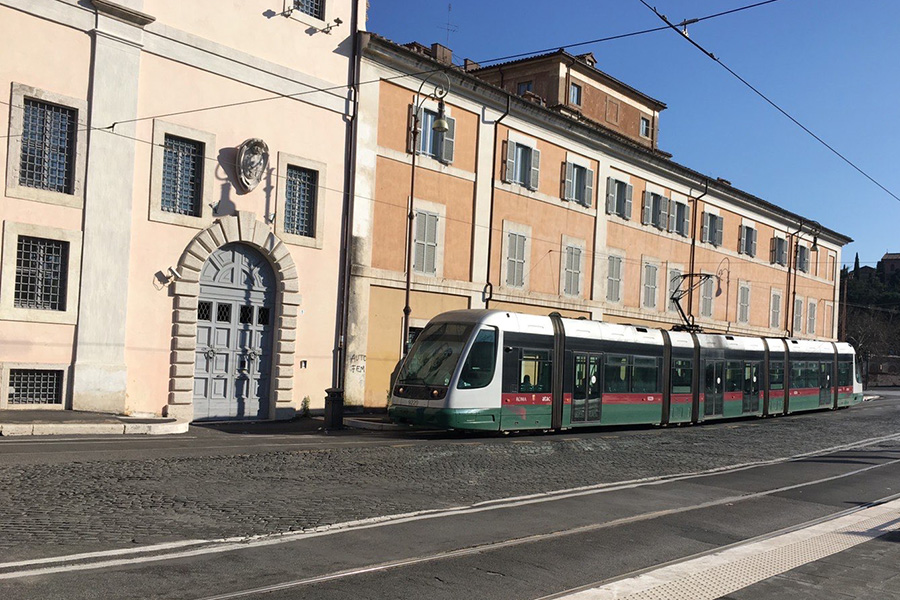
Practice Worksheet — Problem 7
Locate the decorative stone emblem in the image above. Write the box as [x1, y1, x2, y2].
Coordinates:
[235, 138, 269, 192]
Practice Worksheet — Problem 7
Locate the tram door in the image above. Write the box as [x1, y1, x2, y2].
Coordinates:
[572, 353, 602, 423]
[818, 362, 832, 406]
[743, 362, 760, 413]
[703, 360, 724, 417]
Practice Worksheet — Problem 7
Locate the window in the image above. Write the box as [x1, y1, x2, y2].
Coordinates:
[701, 212, 724, 246]
[563, 245, 582, 296]
[563, 162, 594, 206]
[796, 245, 810, 273]
[413, 210, 439, 275]
[519, 350, 552, 393]
[770, 289, 782, 329]
[19, 98, 76, 194]
[161, 135, 204, 217]
[14, 236, 69, 311]
[700, 276, 714, 318]
[414, 108, 455, 164]
[604, 355, 629, 393]
[603, 355, 659, 394]
[793, 297, 803, 334]
[738, 283, 751, 324]
[632, 357, 659, 393]
[739, 225, 758, 257]
[517, 81, 533, 95]
[642, 262, 658, 309]
[607, 255, 623, 303]
[605, 177, 633, 219]
[569, 83, 582, 106]
[504, 141, 540, 190]
[807, 300, 817, 335]
[6, 369, 64, 406]
[770, 361, 784, 390]
[670, 201, 690, 237]
[770, 237, 788, 266]
[284, 165, 318, 238]
[642, 192, 670, 230]
[506, 232, 527, 287]
[640, 116, 651, 138]
[671, 359, 692, 394]
[294, 0, 324, 20]
[668, 269, 682, 313]
[838, 361, 852, 387]
[457, 328, 497, 390]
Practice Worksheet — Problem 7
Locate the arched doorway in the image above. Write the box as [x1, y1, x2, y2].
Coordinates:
[193, 243, 275, 420]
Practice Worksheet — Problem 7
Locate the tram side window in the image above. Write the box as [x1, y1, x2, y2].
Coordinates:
[838, 361, 852, 387]
[671, 359, 692, 394]
[769, 362, 784, 390]
[604, 355, 629, 393]
[791, 361, 803, 388]
[519, 350, 552, 393]
[632, 356, 659, 393]
[457, 328, 497, 389]
[725, 361, 743, 393]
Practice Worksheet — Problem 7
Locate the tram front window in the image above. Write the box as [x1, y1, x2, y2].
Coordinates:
[397, 322, 475, 387]
[458, 328, 498, 389]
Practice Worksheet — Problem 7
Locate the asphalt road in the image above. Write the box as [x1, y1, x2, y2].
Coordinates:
[1, 393, 899, 599]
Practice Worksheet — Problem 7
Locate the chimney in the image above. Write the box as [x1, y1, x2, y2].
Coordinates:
[431, 43, 453, 65]
[716, 177, 732, 186]
[464, 58, 480, 72]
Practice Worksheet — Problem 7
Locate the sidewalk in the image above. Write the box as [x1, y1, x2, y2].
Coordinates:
[0, 409, 188, 436]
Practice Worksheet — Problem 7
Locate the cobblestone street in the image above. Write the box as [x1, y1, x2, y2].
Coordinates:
[1, 399, 898, 562]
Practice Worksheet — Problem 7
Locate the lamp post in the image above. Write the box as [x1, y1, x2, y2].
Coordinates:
[785, 219, 821, 336]
[716, 257, 731, 330]
[403, 72, 450, 356]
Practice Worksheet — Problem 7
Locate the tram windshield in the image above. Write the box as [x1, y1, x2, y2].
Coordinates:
[397, 322, 475, 387]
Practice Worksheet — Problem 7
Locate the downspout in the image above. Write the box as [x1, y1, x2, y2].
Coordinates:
[326, 2, 362, 426]
[483, 94, 511, 308]
[686, 180, 708, 320]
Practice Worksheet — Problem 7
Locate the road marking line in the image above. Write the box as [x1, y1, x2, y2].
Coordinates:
[0, 539, 210, 569]
[2, 436, 899, 581]
[547, 498, 900, 600]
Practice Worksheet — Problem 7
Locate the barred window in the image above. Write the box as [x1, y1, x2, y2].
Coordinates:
[284, 165, 318, 237]
[20, 98, 77, 194]
[295, 0, 324, 20]
[161, 135, 203, 216]
[8, 369, 63, 405]
[14, 236, 68, 311]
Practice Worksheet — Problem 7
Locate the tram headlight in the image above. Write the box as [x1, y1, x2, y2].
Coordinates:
[431, 388, 440, 398]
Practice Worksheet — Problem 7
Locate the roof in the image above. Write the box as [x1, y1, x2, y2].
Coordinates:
[882, 253, 900, 261]
[360, 33, 852, 246]
[471, 48, 667, 111]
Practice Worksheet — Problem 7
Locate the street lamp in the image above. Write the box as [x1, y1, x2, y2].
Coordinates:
[786, 219, 821, 336]
[403, 71, 451, 356]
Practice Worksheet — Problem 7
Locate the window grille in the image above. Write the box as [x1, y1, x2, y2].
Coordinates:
[8, 369, 63, 405]
[20, 98, 76, 193]
[161, 135, 203, 216]
[257, 307, 270, 325]
[197, 301, 212, 321]
[295, 0, 324, 20]
[239, 305, 254, 324]
[14, 236, 68, 311]
[284, 165, 317, 237]
[217, 303, 232, 323]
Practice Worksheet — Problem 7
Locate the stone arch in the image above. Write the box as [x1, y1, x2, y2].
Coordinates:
[164, 211, 300, 421]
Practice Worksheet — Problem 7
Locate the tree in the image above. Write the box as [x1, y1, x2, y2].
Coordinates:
[854, 252, 860, 273]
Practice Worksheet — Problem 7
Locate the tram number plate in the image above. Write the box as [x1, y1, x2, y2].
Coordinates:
[405, 399, 419, 407]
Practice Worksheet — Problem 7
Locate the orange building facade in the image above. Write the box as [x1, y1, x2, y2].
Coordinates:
[345, 34, 851, 408]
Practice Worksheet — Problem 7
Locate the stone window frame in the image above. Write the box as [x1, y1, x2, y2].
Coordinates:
[606, 249, 625, 305]
[165, 212, 301, 422]
[149, 119, 217, 228]
[275, 152, 326, 249]
[0, 221, 82, 325]
[0, 362, 70, 410]
[639, 115, 652, 139]
[6, 82, 88, 209]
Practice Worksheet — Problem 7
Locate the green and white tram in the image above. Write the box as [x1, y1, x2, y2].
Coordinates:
[389, 310, 864, 431]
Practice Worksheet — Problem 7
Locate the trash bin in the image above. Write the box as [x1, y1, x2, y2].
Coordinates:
[324, 387, 344, 429]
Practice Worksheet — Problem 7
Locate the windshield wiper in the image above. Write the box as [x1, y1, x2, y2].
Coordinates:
[398, 376, 427, 385]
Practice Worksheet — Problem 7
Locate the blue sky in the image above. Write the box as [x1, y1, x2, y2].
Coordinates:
[368, 0, 900, 268]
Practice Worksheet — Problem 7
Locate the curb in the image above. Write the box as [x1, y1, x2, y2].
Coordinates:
[342, 417, 406, 431]
[0, 421, 190, 436]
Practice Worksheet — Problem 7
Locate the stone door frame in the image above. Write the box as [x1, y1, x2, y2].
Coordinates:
[165, 212, 300, 421]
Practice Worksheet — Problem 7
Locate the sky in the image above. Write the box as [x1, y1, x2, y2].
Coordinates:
[367, 0, 900, 269]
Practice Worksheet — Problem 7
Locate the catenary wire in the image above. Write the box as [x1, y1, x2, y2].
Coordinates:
[636, 0, 900, 204]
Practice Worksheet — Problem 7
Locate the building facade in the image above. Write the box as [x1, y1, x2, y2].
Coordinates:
[0, 0, 363, 418]
[344, 34, 850, 408]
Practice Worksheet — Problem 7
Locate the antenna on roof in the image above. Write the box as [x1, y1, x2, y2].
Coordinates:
[438, 3, 458, 47]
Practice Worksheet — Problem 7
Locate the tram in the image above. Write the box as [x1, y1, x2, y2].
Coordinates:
[389, 310, 864, 431]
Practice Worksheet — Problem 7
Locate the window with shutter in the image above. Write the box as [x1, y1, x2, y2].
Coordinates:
[643, 263, 658, 309]
[607, 255, 622, 302]
[793, 298, 803, 334]
[529, 148, 541, 190]
[563, 246, 582, 295]
[738, 284, 751, 323]
[668, 269, 682, 312]
[700, 277, 714, 317]
[770, 290, 782, 329]
[701, 212, 711, 243]
[506, 232, 527, 287]
[714, 215, 724, 247]
[807, 301, 817, 335]
[413, 210, 438, 275]
[606, 179, 631, 218]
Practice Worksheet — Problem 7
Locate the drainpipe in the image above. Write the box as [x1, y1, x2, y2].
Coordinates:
[326, 0, 361, 428]
[483, 94, 512, 308]
[686, 179, 708, 320]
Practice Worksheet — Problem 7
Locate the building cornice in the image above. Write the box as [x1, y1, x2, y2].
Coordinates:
[90, 0, 155, 27]
[360, 32, 852, 247]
